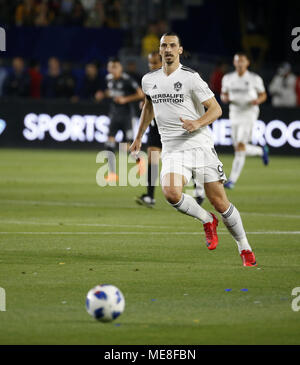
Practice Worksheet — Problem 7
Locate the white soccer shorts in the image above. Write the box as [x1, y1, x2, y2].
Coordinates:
[160, 146, 227, 186]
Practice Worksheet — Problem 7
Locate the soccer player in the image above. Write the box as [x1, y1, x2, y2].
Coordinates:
[221, 52, 268, 189]
[96, 57, 144, 182]
[130, 32, 257, 267]
[136, 51, 205, 208]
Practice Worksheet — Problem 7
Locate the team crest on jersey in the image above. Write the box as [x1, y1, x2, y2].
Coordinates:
[174, 81, 182, 91]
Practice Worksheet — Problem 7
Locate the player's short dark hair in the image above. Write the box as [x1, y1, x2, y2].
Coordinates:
[234, 52, 249, 60]
[161, 31, 182, 46]
[108, 56, 121, 64]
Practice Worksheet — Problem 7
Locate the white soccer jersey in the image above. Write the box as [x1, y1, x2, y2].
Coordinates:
[142, 64, 215, 153]
[221, 70, 265, 114]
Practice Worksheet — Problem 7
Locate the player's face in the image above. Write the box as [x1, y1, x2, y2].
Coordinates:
[159, 36, 183, 65]
[148, 54, 162, 71]
[233, 55, 249, 73]
[107, 61, 122, 78]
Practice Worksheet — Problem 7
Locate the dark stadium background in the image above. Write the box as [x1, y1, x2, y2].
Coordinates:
[0, 0, 299, 154]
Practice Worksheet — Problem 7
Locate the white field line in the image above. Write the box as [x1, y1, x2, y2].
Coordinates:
[0, 220, 172, 229]
[1, 199, 300, 219]
[0, 231, 299, 235]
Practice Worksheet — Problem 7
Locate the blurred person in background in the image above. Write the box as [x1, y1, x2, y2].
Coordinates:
[58, 0, 74, 24]
[34, 0, 56, 26]
[41, 57, 62, 98]
[124, 59, 142, 120]
[269, 62, 297, 107]
[141, 23, 160, 57]
[0, 58, 8, 97]
[95, 57, 144, 182]
[79, 61, 105, 100]
[209, 60, 228, 103]
[69, 0, 86, 26]
[59, 61, 76, 99]
[84, 0, 105, 28]
[28, 59, 43, 99]
[221, 52, 268, 190]
[104, 0, 121, 28]
[3, 57, 30, 98]
[15, 0, 37, 26]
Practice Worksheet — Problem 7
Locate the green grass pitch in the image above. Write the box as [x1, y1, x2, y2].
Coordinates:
[0, 148, 299, 345]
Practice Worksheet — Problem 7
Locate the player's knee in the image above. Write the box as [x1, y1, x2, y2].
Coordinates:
[162, 187, 182, 205]
[236, 142, 246, 151]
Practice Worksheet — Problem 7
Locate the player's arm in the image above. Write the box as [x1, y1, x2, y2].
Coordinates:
[180, 96, 222, 133]
[251, 91, 267, 105]
[220, 75, 230, 103]
[129, 96, 154, 154]
[220, 92, 230, 103]
[95, 89, 109, 102]
[114, 87, 144, 104]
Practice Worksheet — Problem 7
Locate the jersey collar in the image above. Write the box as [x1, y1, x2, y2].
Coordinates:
[162, 63, 182, 77]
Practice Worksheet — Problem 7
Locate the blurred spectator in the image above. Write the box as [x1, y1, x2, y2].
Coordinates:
[0, 0, 15, 25]
[59, 61, 76, 98]
[296, 75, 300, 107]
[60, 0, 74, 15]
[157, 19, 169, 37]
[269, 62, 297, 107]
[124, 60, 142, 117]
[84, 0, 105, 28]
[80, 0, 96, 12]
[0, 58, 8, 97]
[3, 57, 30, 97]
[69, 1, 86, 26]
[141, 23, 160, 57]
[41, 57, 62, 98]
[105, 0, 121, 28]
[80, 62, 105, 100]
[15, 0, 37, 26]
[28, 60, 42, 98]
[125, 60, 142, 84]
[209, 61, 228, 102]
[34, 0, 56, 26]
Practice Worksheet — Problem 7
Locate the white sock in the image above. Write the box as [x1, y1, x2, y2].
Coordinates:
[172, 193, 213, 224]
[222, 203, 252, 253]
[246, 144, 263, 156]
[229, 151, 246, 183]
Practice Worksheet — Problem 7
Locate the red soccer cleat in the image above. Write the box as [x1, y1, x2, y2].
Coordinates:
[240, 250, 257, 267]
[203, 213, 219, 250]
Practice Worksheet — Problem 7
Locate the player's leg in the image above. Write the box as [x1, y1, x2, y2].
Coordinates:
[245, 112, 269, 165]
[104, 134, 118, 182]
[205, 180, 257, 266]
[162, 171, 219, 250]
[192, 177, 205, 205]
[161, 172, 213, 224]
[136, 146, 161, 207]
[225, 120, 247, 189]
[245, 142, 269, 165]
[147, 146, 161, 199]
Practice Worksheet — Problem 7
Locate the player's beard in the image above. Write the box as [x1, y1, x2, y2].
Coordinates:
[165, 54, 174, 65]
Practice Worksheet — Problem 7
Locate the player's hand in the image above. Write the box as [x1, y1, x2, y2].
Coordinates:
[250, 98, 259, 105]
[129, 138, 142, 156]
[180, 117, 200, 133]
[139, 100, 144, 110]
[95, 90, 105, 102]
[114, 96, 127, 104]
[220, 93, 230, 104]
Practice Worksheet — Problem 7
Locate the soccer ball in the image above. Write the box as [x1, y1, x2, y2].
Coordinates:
[85, 284, 125, 322]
